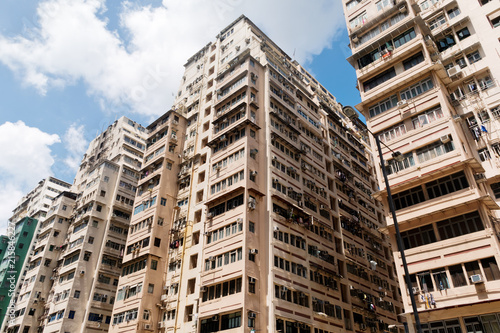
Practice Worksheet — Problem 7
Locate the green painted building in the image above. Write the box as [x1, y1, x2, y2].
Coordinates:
[0, 217, 38, 328]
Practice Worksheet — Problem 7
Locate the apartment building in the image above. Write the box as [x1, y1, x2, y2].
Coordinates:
[4, 192, 76, 333]
[110, 15, 402, 333]
[3, 117, 147, 333]
[1, 177, 71, 332]
[8, 178, 72, 226]
[343, 0, 500, 332]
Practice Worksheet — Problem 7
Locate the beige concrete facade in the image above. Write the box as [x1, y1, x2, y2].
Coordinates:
[4, 177, 72, 333]
[110, 16, 403, 333]
[5, 117, 147, 333]
[343, 0, 500, 331]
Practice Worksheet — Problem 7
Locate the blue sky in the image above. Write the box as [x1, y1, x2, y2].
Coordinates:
[0, 0, 361, 229]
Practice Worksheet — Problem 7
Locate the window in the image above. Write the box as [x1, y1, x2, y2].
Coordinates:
[249, 221, 255, 233]
[363, 67, 396, 92]
[416, 139, 454, 163]
[447, 7, 461, 19]
[467, 50, 481, 64]
[100, 190, 106, 197]
[377, 123, 406, 143]
[478, 148, 491, 162]
[221, 311, 242, 330]
[428, 15, 446, 30]
[393, 28, 416, 48]
[401, 224, 437, 249]
[403, 52, 424, 70]
[449, 264, 467, 287]
[160, 197, 167, 206]
[436, 33, 456, 52]
[88, 236, 94, 244]
[350, 12, 367, 29]
[425, 171, 469, 199]
[400, 77, 434, 100]
[386, 153, 415, 175]
[437, 211, 484, 240]
[376, 0, 392, 11]
[412, 106, 444, 129]
[456, 27, 470, 40]
[490, 13, 500, 28]
[346, 0, 362, 10]
[392, 186, 425, 210]
[433, 268, 450, 289]
[481, 257, 500, 281]
[368, 95, 399, 118]
[154, 238, 161, 247]
[491, 182, 500, 199]
[151, 260, 158, 270]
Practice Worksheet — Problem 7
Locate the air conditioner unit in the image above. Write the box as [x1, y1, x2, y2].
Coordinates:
[235, 46, 240, 51]
[237, 218, 243, 223]
[144, 323, 152, 330]
[212, 315, 219, 321]
[282, 286, 288, 292]
[220, 135, 226, 140]
[352, 34, 359, 43]
[447, 65, 462, 77]
[158, 322, 165, 328]
[249, 249, 259, 254]
[470, 274, 483, 284]
[200, 286, 208, 292]
[248, 202, 256, 210]
[440, 135, 451, 143]
[207, 212, 213, 218]
[251, 171, 258, 176]
[412, 287, 420, 294]
[320, 204, 326, 209]
[209, 256, 216, 261]
[452, 114, 462, 122]
[249, 277, 256, 283]
[161, 294, 168, 301]
[474, 173, 487, 183]
[272, 156, 278, 160]
[217, 89, 222, 95]
[248, 312, 257, 318]
[397, 100, 408, 107]
[245, 38, 251, 44]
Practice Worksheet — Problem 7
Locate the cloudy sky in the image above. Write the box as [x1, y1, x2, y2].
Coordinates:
[0, 0, 360, 232]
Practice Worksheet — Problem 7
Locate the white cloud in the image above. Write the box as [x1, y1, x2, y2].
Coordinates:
[63, 123, 88, 171]
[0, 121, 60, 233]
[0, 0, 345, 117]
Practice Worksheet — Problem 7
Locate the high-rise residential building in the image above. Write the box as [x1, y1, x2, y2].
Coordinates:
[111, 15, 403, 333]
[343, 0, 500, 332]
[5, 192, 76, 333]
[1, 177, 71, 332]
[4, 117, 147, 333]
[8, 177, 72, 226]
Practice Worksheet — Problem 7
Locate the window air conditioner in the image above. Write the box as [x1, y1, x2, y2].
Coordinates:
[470, 274, 483, 284]
[397, 100, 408, 107]
[447, 65, 462, 77]
[440, 135, 451, 143]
